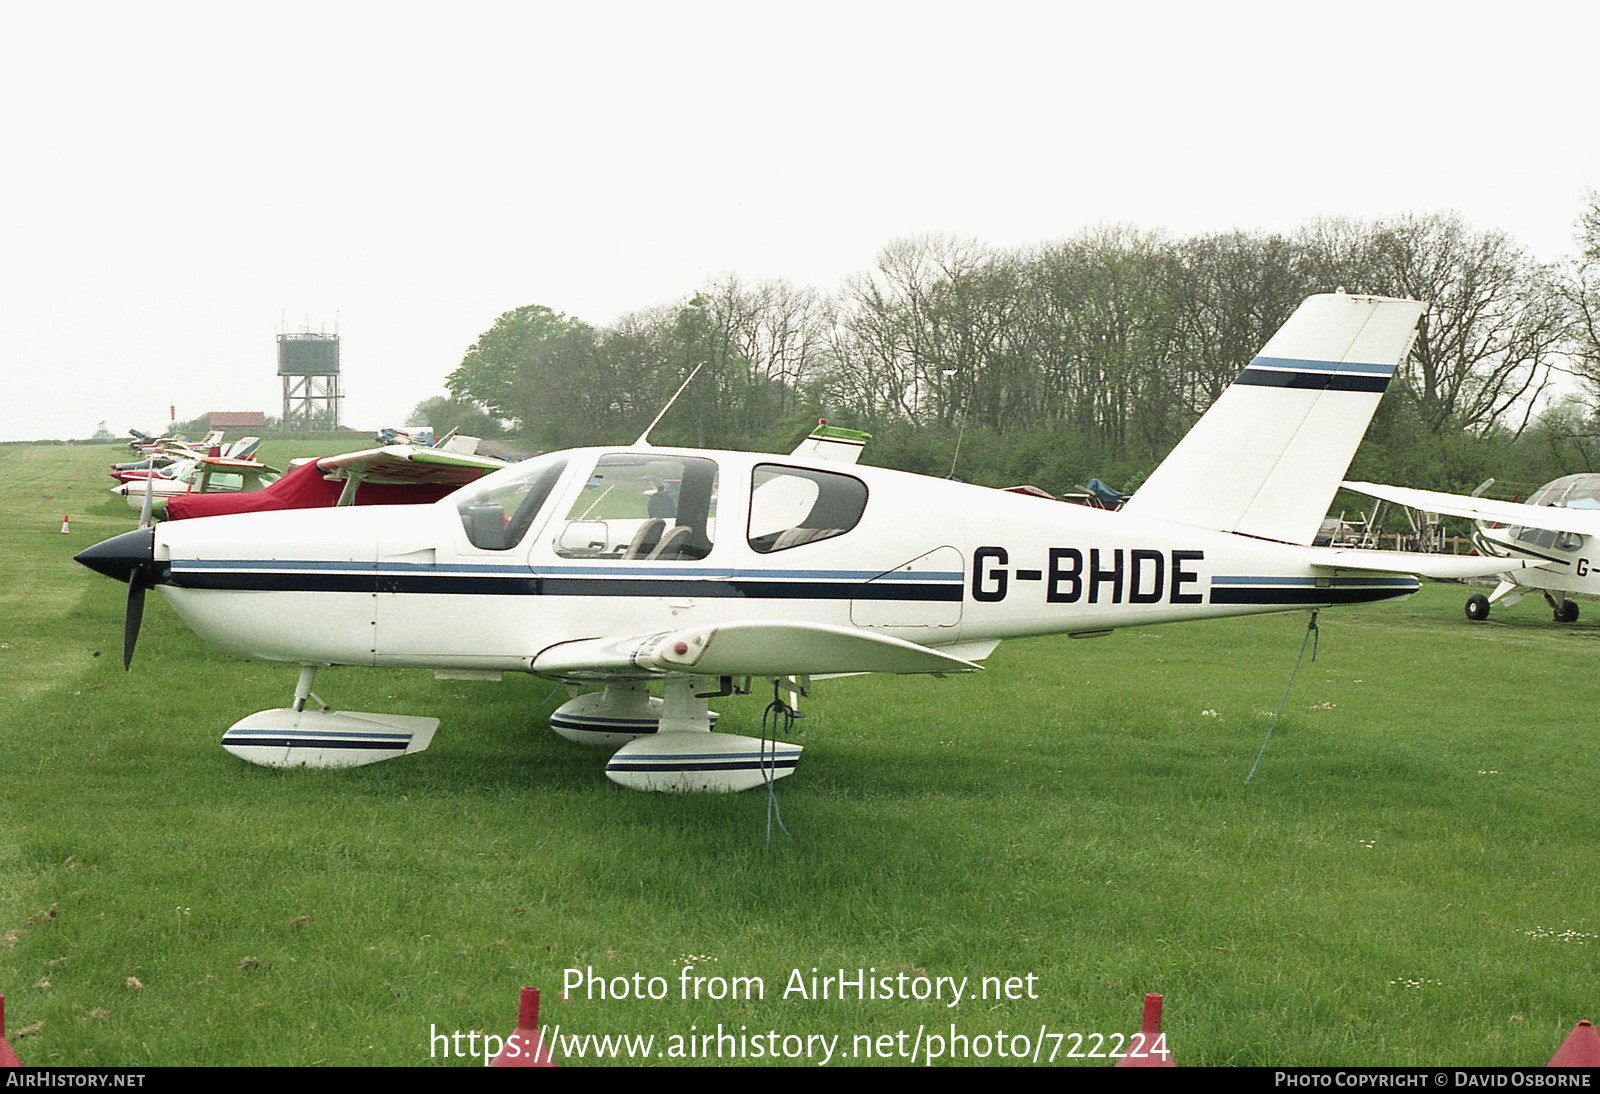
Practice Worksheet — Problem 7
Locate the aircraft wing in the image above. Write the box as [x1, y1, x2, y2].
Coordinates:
[314, 445, 509, 487]
[530, 620, 982, 680]
[198, 455, 281, 474]
[1344, 481, 1600, 539]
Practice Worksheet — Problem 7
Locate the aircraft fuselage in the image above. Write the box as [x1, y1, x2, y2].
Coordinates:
[147, 444, 1416, 673]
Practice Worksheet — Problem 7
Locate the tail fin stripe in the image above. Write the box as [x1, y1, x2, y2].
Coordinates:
[1234, 369, 1390, 393]
[1247, 355, 1397, 376]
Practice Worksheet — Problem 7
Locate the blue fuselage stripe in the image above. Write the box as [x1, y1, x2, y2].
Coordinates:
[170, 567, 965, 602]
[222, 737, 410, 750]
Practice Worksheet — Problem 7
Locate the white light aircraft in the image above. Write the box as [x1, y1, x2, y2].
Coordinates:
[1345, 475, 1600, 623]
[76, 293, 1535, 792]
[110, 455, 280, 516]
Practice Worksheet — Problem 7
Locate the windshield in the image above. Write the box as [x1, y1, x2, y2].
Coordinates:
[454, 452, 570, 550]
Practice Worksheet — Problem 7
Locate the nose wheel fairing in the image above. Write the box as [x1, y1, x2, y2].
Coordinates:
[219, 664, 438, 768]
[221, 708, 439, 768]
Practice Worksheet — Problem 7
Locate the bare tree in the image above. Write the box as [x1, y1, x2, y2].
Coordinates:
[1556, 191, 1600, 406]
[829, 236, 991, 426]
[1373, 215, 1562, 434]
[1166, 230, 1319, 413]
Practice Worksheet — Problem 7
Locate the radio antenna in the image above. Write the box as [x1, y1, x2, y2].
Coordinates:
[634, 362, 705, 447]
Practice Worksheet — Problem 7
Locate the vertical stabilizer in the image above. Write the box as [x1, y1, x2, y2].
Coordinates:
[1120, 293, 1424, 545]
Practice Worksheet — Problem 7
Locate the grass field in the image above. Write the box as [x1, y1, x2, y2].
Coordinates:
[2, 441, 1598, 1066]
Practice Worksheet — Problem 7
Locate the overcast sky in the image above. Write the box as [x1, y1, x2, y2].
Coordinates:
[3, 1, 1595, 443]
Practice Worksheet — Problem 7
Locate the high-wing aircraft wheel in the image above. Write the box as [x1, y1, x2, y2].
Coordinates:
[1555, 598, 1580, 624]
[1464, 594, 1490, 622]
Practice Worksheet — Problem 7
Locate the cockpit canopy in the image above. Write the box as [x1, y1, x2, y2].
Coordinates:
[454, 451, 570, 551]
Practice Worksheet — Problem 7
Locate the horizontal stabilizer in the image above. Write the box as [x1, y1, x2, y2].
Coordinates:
[1344, 481, 1600, 539]
[789, 422, 870, 464]
[530, 620, 982, 679]
[1300, 547, 1544, 580]
[1122, 293, 1425, 545]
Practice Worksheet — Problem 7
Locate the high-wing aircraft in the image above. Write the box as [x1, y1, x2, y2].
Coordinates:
[76, 293, 1536, 792]
[110, 455, 280, 516]
[113, 436, 262, 484]
[110, 457, 194, 485]
[1345, 475, 1600, 623]
[162, 444, 511, 520]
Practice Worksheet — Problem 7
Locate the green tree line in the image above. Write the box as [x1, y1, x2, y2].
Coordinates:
[433, 200, 1600, 503]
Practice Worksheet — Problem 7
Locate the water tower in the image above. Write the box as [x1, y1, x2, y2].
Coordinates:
[278, 331, 342, 430]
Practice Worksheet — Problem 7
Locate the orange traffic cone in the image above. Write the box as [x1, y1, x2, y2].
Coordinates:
[489, 986, 554, 1067]
[1548, 1019, 1600, 1066]
[1114, 992, 1174, 1067]
[1, 995, 21, 1067]
[60, 515, 70, 534]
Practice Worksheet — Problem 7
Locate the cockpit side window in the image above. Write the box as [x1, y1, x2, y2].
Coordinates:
[747, 464, 867, 553]
[455, 453, 570, 551]
[1512, 525, 1586, 553]
[553, 454, 718, 560]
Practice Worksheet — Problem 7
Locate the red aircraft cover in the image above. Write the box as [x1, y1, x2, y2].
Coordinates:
[164, 459, 457, 520]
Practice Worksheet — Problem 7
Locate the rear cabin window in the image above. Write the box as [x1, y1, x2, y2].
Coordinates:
[455, 453, 570, 551]
[747, 464, 867, 553]
[553, 454, 718, 561]
[199, 471, 245, 493]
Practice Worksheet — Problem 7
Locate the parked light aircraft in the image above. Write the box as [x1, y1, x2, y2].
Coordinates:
[75, 294, 1536, 792]
[1345, 475, 1600, 623]
[162, 444, 511, 520]
[112, 437, 264, 487]
[127, 428, 220, 456]
[110, 455, 280, 516]
[126, 430, 264, 462]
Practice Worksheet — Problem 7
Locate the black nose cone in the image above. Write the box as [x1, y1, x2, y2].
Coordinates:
[75, 528, 159, 585]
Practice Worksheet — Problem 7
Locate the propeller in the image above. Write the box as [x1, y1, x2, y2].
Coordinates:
[138, 465, 155, 528]
[73, 528, 164, 670]
[123, 471, 157, 665]
[123, 574, 147, 669]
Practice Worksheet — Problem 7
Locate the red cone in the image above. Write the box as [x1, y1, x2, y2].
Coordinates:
[1114, 992, 1174, 1067]
[489, 986, 554, 1067]
[1548, 1019, 1600, 1067]
[1, 995, 22, 1067]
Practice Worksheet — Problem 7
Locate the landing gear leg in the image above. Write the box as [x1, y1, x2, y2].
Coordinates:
[291, 664, 330, 713]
